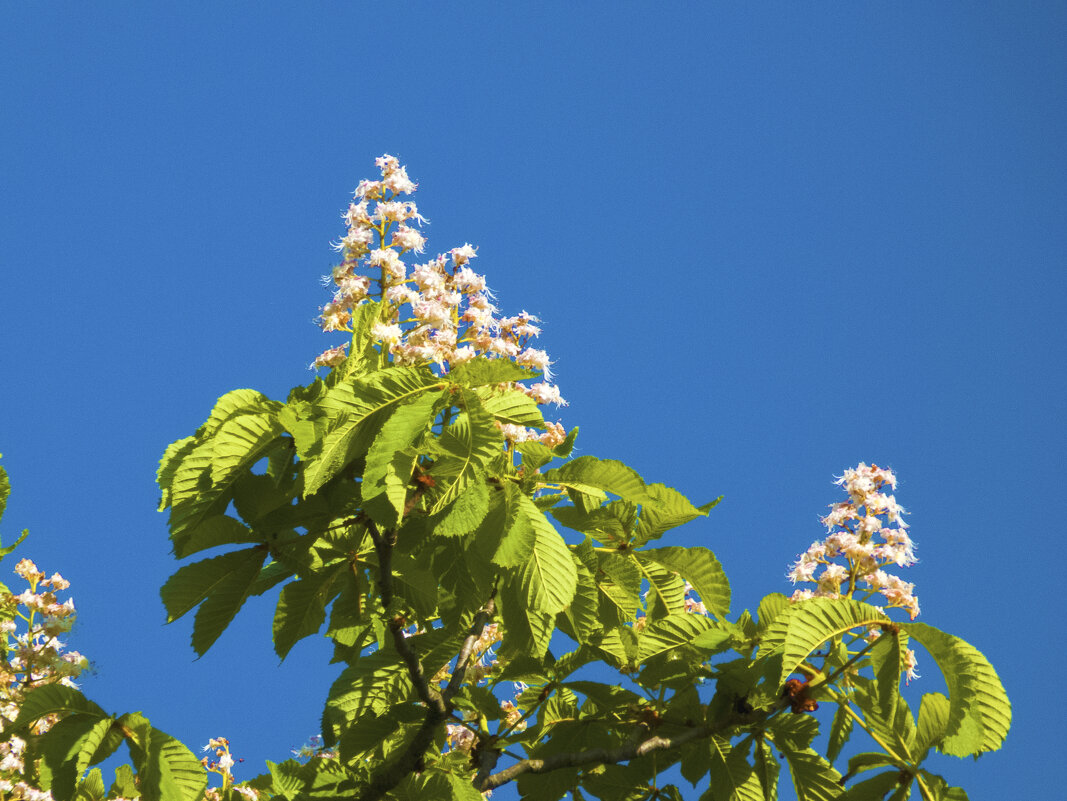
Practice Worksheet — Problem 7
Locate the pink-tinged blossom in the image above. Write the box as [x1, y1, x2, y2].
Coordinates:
[412, 262, 447, 294]
[539, 422, 567, 449]
[353, 179, 384, 200]
[523, 382, 567, 407]
[789, 463, 919, 622]
[390, 224, 425, 252]
[344, 201, 373, 227]
[453, 267, 487, 294]
[13, 560, 42, 584]
[372, 323, 404, 345]
[450, 244, 477, 265]
[386, 285, 419, 306]
[516, 348, 552, 379]
[311, 345, 347, 370]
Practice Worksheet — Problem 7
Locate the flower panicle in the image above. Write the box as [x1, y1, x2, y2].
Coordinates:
[787, 463, 919, 620]
[315, 155, 567, 446]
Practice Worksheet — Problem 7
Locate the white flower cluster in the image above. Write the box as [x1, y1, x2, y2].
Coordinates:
[788, 464, 920, 620]
[0, 559, 88, 801]
[313, 155, 567, 446]
[202, 737, 258, 801]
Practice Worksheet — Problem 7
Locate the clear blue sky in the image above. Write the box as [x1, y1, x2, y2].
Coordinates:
[1, 3, 1063, 798]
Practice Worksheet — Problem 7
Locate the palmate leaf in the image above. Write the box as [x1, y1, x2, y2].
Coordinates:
[361, 390, 443, 526]
[272, 561, 348, 659]
[325, 627, 460, 734]
[303, 366, 445, 496]
[915, 692, 951, 757]
[902, 623, 1011, 757]
[585, 547, 643, 621]
[478, 386, 546, 428]
[561, 560, 601, 644]
[5, 685, 107, 732]
[448, 359, 539, 386]
[75, 767, 106, 801]
[541, 455, 649, 503]
[166, 411, 284, 557]
[639, 546, 731, 620]
[826, 702, 855, 763]
[429, 388, 504, 512]
[767, 720, 844, 801]
[432, 474, 490, 537]
[631, 483, 714, 547]
[753, 737, 780, 801]
[703, 736, 764, 801]
[160, 547, 268, 656]
[638, 614, 729, 662]
[120, 713, 207, 801]
[517, 495, 578, 615]
[198, 388, 283, 438]
[640, 558, 687, 619]
[36, 714, 117, 801]
[156, 436, 196, 511]
[778, 598, 889, 686]
[499, 578, 556, 660]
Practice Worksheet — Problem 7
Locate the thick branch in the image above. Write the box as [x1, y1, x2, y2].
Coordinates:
[366, 521, 443, 712]
[443, 594, 497, 704]
[359, 524, 498, 801]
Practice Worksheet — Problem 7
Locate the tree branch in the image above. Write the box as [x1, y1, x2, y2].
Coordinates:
[479, 724, 713, 790]
[358, 525, 498, 801]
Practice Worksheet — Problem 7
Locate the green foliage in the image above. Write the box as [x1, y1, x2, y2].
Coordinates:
[0, 167, 1011, 800]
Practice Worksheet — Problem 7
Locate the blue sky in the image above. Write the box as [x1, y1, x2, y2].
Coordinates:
[1, 3, 1063, 798]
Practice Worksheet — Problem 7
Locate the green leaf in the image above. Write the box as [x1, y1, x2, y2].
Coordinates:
[156, 436, 197, 510]
[36, 714, 116, 800]
[429, 389, 504, 512]
[915, 692, 950, 756]
[303, 366, 444, 496]
[199, 388, 282, 437]
[448, 359, 538, 386]
[167, 412, 284, 557]
[361, 390, 443, 526]
[160, 547, 268, 656]
[478, 387, 546, 428]
[272, 562, 347, 659]
[640, 546, 731, 620]
[585, 547, 643, 620]
[771, 736, 844, 801]
[779, 598, 889, 686]
[75, 767, 106, 801]
[120, 713, 207, 801]
[902, 623, 1011, 757]
[754, 736, 780, 801]
[638, 614, 727, 662]
[541, 455, 649, 502]
[839, 771, 904, 800]
[5, 685, 107, 732]
[499, 578, 556, 660]
[704, 736, 764, 801]
[756, 593, 790, 634]
[632, 483, 710, 546]
[916, 770, 969, 801]
[433, 474, 490, 537]
[174, 514, 260, 559]
[561, 560, 600, 644]
[108, 764, 138, 800]
[826, 702, 854, 763]
[489, 483, 534, 567]
[517, 495, 578, 615]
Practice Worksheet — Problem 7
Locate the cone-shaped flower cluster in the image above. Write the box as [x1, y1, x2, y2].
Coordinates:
[0, 559, 87, 800]
[313, 155, 567, 447]
[788, 464, 920, 620]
